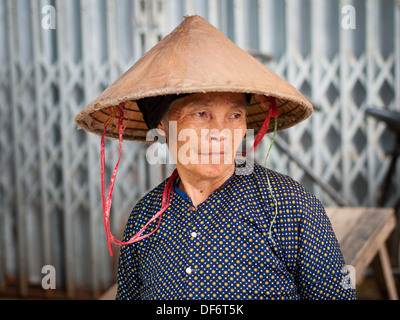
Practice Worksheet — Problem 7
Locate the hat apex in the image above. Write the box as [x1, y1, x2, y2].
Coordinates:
[75, 15, 313, 142]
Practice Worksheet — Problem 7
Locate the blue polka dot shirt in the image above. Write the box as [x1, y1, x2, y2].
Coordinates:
[116, 162, 356, 300]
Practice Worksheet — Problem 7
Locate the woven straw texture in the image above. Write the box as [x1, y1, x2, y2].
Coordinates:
[74, 15, 313, 141]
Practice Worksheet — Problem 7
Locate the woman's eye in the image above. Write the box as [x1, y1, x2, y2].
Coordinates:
[195, 111, 207, 117]
[230, 113, 241, 119]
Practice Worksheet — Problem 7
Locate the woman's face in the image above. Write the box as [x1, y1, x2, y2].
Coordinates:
[158, 92, 247, 180]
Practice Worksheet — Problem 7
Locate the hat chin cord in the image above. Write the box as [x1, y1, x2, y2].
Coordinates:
[100, 96, 278, 256]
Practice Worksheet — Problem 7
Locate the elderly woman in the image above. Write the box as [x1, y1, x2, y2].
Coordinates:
[75, 16, 356, 300]
[153, 92, 248, 204]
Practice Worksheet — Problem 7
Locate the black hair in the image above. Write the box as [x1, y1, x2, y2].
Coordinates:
[136, 93, 252, 129]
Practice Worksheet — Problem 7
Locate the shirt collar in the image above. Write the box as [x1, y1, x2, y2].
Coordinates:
[173, 177, 193, 204]
[173, 170, 236, 205]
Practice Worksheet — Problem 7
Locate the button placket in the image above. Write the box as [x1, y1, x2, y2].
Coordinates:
[189, 206, 201, 241]
[185, 267, 192, 275]
[188, 205, 196, 216]
[185, 205, 202, 281]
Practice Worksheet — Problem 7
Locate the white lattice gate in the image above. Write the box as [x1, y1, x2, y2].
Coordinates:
[0, 0, 399, 299]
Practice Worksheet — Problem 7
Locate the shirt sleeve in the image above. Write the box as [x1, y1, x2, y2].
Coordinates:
[294, 194, 357, 300]
[115, 213, 142, 300]
[115, 183, 166, 300]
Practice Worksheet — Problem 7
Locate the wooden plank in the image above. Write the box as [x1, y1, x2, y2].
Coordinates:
[326, 207, 364, 243]
[326, 207, 396, 285]
[378, 246, 399, 300]
[99, 283, 117, 300]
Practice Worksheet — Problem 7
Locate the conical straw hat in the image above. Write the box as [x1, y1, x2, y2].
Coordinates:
[74, 15, 313, 142]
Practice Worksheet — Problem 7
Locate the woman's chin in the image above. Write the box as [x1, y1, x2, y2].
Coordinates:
[184, 161, 235, 180]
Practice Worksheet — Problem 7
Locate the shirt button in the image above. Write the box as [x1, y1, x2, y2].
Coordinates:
[191, 231, 197, 238]
[189, 206, 196, 212]
[185, 267, 192, 275]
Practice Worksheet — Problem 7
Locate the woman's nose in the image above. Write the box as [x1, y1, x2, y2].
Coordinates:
[207, 121, 229, 143]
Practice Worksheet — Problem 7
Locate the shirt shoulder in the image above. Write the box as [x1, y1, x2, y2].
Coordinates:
[132, 180, 165, 215]
[252, 163, 317, 204]
[250, 163, 328, 232]
[122, 177, 168, 240]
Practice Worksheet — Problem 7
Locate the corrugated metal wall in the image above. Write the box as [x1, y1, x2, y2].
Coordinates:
[0, 0, 399, 299]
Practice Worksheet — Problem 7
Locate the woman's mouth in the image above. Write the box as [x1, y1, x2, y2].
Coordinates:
[200, 152, 226, 156]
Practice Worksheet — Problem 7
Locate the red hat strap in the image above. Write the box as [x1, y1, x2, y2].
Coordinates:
[100, 103, 177, 256]
[238, 95, 278, 157]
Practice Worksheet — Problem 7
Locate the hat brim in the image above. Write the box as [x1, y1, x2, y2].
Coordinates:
[75, 90, 312, 142]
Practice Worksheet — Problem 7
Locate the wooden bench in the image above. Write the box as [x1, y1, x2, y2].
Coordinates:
[326, 207, 398, 300]
[99, 283, 117, 300]
[99, 207, 398, 300]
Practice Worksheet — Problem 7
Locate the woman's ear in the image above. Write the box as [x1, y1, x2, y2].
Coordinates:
[156, 121, 167, 136]
[156, 121, 167, 144]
